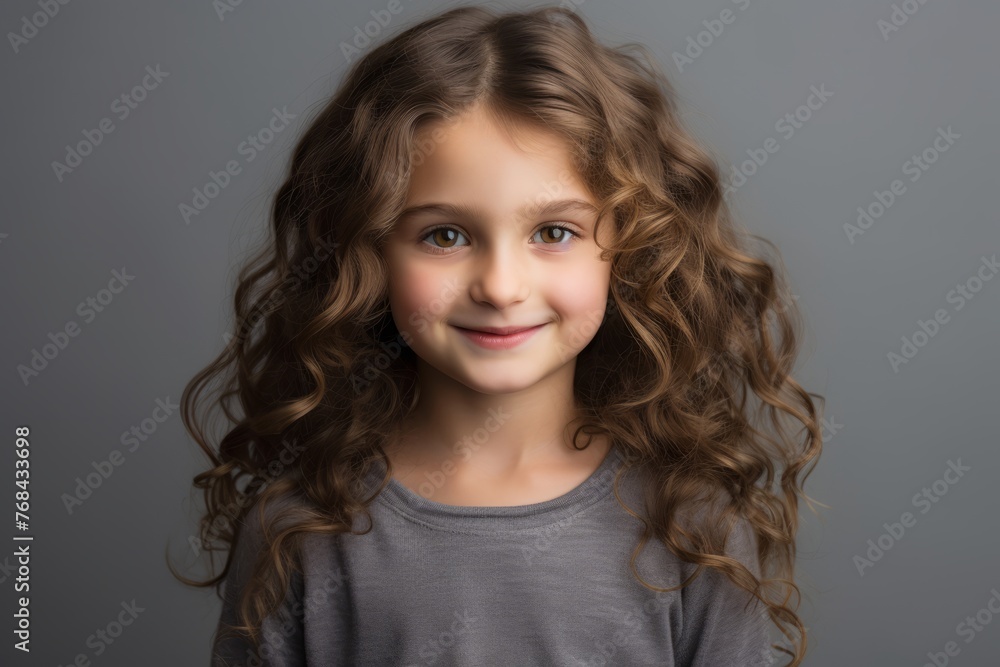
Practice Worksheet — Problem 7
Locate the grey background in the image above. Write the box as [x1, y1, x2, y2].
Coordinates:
[2, 0, 997, 665]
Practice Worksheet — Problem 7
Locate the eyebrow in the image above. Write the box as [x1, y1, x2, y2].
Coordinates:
[397, 198, 600, 224]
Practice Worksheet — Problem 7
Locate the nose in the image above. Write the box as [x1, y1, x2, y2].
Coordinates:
[467, 243, 530, 310]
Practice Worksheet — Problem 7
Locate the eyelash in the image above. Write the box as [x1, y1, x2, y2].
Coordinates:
[418, 224, 579, 254]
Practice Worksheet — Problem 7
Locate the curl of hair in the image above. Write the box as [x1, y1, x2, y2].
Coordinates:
[170, 6, 824, 665]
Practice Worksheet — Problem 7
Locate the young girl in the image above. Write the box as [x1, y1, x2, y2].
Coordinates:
[175, 5, 822, 666]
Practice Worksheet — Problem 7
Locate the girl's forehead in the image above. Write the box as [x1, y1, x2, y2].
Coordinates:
[405, 108, 601, 222]
[407, 134, 588, 195]
[415, 106, 573, 160]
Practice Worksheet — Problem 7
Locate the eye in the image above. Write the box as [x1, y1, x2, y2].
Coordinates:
[532, 225, 577, 247]
[420, 227, 469, 252]
[418, 224, 579, 254]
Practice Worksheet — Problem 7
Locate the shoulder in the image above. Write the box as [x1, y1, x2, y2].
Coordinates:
[721, 513, 761, 579]
[226, 491, 311, 586]
[232, 494, 286, 555]
[212, 494, 311, 665]
[672, 512, 771, 665]
[669, 490, 761, 575]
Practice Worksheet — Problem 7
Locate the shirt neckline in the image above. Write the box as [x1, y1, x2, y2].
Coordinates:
[366, 443, 626, 533]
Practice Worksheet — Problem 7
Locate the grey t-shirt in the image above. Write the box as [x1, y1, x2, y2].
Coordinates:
[210, 446, 773, 666]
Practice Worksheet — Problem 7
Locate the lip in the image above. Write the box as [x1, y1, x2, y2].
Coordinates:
[456, 325, 542, 335]
[451, 324, 547, 350]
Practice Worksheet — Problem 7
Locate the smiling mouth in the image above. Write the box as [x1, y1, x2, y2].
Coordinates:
[453, 325, 544, 335]
[451, 323, 547, 350]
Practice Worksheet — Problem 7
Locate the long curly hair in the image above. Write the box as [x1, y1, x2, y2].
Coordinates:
[170, 5, 824, 665]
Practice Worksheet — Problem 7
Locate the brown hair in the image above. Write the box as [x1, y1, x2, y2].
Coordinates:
[170, 6, 823, 665]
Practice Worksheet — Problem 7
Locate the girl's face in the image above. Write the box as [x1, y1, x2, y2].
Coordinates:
[384, 105, 613, 396]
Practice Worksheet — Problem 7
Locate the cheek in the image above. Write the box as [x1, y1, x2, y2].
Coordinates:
[388, 259, 454, 333]
[546, 261, 611, 320]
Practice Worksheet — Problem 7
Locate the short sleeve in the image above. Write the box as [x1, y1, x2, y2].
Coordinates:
[210, 501, 307, 667]
[673, 518, 773, 667]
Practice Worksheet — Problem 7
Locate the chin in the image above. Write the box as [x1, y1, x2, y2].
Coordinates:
[454, 371, 544, 396]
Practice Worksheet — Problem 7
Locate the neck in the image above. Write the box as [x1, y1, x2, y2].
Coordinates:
[388, 356, 604, 477]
